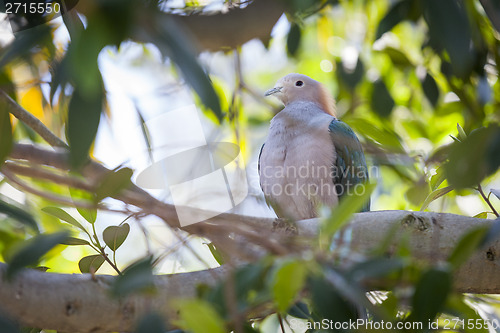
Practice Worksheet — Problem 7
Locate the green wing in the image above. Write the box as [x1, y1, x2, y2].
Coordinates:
[329, 119, 370, 212]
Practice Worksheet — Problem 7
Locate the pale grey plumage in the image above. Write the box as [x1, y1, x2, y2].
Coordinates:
[259, 73, 369, 220]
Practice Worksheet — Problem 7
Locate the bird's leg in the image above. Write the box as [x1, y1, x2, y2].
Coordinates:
[272, 217, 298, 235]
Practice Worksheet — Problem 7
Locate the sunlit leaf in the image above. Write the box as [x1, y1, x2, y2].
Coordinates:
[0, 99, 13, 167]
[41, 207, 87, 232]
[420, 186, 453, 211]
[0, 199, 39, 232]
[78, 254, 105, 274]
[473, 212, 488, 219]
[271, 260, 308, 312]
[206, 242, 225, 265]
[7, 231, 69, 278]
[287, 24, 301, 57]
[103, 223, 130, 251]
[321, 183, 375, 239]
[173, 299, 226, 333]
[95, 168, 133, 202]
[111, 257, 155, 297]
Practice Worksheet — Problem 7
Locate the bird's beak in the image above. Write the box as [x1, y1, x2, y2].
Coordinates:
[265, 86, 282, 96]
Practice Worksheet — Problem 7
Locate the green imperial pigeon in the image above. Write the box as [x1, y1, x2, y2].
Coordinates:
[259, 74, 369, 220]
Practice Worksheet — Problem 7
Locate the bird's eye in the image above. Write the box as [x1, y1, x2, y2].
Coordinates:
[295, 80, 304, 87]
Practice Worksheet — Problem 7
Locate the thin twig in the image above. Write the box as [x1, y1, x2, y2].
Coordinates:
[477, 184, 499, 217]
[0, 89, 68, 148]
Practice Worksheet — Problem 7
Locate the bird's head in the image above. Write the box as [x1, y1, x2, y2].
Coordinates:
[265, 73, 336, 116]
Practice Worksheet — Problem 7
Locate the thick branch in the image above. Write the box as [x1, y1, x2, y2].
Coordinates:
[1, 211, 499, 332]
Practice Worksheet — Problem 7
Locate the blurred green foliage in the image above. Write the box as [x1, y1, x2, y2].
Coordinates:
[0, 0, 499, 332]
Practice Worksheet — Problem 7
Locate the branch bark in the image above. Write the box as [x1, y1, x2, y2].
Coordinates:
[0, 211, 499, 332]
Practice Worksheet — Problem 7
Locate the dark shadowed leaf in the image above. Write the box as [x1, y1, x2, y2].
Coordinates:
[111, 257, 155, 297]
[447, 226, 489, 269]
[371, 79, 394, 117]
[422, 73, 439, 106]
[0, 313, 19, 333]
[422, 0, 475, 78]
[491, 189, 500, 200]
[288, 301, 311, 319]
[67, 87, 104, 168]
[479, 0, 500, 32]
[347, 257, 405, 282]
[135, 312, 166, 333]
[337, 58, 364, 90]
[152, 19, 222, 122]
[457, 123, 467, 141]
[375, 0, 417, 40]
[103, 223, 130, 251]
[7, 231, 69, 278]
[60, 237, 90, 246]
[380, 46, 412, 67]
[41, 207, 87, 233]
[409, 267, 452, 323]
[0, 99, 13, 167]
[95, 168, 133, 202]
[0, 25, 52, 68]
[287, 24, 301, 56]
[445, 125, 500, 189]
[0, 199, 39, 232]
[420, 186, 453, 211]
[79, 254, 105, 274]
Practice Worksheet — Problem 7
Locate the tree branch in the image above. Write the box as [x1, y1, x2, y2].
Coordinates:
[0, 211, 498, 332]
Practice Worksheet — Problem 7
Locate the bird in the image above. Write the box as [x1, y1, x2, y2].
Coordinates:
[258, 73, 369, 220]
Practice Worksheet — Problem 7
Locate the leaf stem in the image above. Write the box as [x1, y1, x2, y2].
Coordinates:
[477, 184, 499, 217]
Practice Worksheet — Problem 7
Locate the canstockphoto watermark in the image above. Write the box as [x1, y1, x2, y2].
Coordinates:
[135, 104, 248, 227]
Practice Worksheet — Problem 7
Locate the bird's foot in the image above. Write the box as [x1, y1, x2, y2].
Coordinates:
[272, 218, 298, 235]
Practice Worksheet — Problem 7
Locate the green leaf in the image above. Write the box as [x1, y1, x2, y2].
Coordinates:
[445, 125, 500, 189]
[271, 260, 308, 312]
[430, 165, 446, 191]
[206, 242, 225, 265]
[0, 98, 13, 167]
[337, 58, 364, 90]
[347, 257, 405, 282]
[370, 79, 395, 118]
[409, 267, 452, 323]
[173, 299, 226, 333]
[7, 231, 69, 278]
[348, 118, 404, 152]
[0, 199, 39, 232]
[287, 24, 301, 56]
[111, 257, 155, 297]
[153, 19, 222, 122]
[447, 226, 489, 269]
[0, 24, 52, 68]
[422, 0, 475, 78]
[375, 0, 417, 40]
[95, 168, 133, 202]
[78, 254, 105, 274]
[103, 223, 130, 251]
[0, 313, 19, 333]
[60, 237, 90, 246]
[67, 86, 104, 168]
[134, 312, 166, 333]
[457, 123, 467, 141]
[473, 212, 488, 219]
[321, 183, 375, 239]
[420, 186, 453, 211]
[41, 207, 87, 233]
[405, 179, 430, 206]
[379, 46, 412, 67]
[422, 73, 439, 106]
[69, 187, 97, 223]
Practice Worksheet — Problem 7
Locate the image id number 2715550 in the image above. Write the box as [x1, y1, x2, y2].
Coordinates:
[5, 2, 61, 14]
